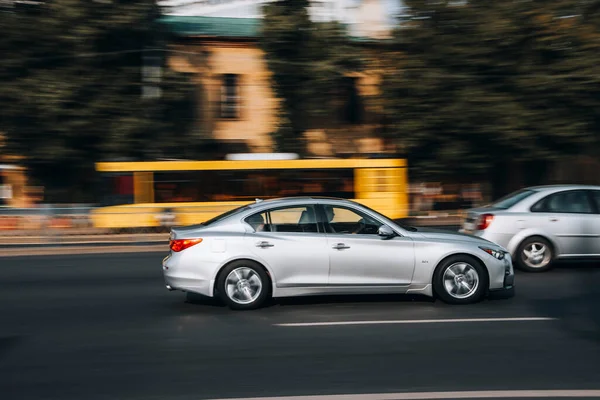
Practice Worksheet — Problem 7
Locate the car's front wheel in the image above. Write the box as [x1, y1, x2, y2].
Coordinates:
[433, 255, 488, 305]
[216, 260, 271, 310]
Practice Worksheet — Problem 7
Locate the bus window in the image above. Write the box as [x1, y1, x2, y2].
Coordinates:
[100, 173, 134, 206]
[152, 169, 356, 203]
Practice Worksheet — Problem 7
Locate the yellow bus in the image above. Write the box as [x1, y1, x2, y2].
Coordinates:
[90, 157, 409, 230]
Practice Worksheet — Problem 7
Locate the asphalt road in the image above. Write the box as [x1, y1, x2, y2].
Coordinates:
[1, 253, 600, 400]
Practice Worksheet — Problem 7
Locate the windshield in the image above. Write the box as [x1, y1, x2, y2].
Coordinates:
[491, 189, 536, 209]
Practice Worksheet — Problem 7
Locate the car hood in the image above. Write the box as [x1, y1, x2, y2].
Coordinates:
[412, 227, 499, 247]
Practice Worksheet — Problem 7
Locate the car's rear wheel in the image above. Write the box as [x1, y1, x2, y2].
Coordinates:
[516, 236, 554, 272]
[433, 255, 488, 305]
[216, 260, 271, 310]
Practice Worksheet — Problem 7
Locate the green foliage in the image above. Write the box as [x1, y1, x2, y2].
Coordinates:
[382, 0, 600, 179]
[0, 0, 195, 202]
[260, 0, 364, 153]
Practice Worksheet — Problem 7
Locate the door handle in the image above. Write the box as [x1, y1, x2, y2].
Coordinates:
[332, 243, 350, 250]
[550, 218, 559, 222]
[256, 241, 274, 248]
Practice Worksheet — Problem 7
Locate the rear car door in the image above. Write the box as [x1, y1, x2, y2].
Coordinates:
[530, 190, 597, 256]
[320, 204, 415, 286]
[244, 205, 330, 288]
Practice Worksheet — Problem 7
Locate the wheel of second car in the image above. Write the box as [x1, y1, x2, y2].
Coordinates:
[515, 236, 554, 272]
[433, 255, 488, 305]
[216, 260, 271, 310]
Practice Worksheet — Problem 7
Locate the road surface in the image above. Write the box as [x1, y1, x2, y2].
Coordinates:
[1, 253, 600, 400]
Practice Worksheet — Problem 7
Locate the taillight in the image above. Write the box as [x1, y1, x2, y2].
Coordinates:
[169, 238, 203, 252]
[477, 214, 494, 230]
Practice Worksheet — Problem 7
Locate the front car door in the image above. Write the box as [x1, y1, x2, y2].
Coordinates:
[586, 190, 600, 256]
[244, 204, 330, 288]
[319, 203, 415, 287]
[530, 189, 597, 256]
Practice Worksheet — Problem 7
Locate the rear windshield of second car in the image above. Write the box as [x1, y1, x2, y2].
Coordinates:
[491, 189, 536, 209]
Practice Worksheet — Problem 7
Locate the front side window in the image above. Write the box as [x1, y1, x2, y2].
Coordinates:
[322, 205, 382, 235]
[531, 190, 594, 214]
[245, 206, 318, 233]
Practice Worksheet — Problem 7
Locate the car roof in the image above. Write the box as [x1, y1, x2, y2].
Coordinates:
[243, 197, 380, 217]
[526, 184, 600, 192]
[248, 196, 350, 207]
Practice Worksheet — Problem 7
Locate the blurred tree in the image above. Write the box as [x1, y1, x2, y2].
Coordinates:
[0, 0, 196, 202]
[260, 0, 363, 153]
[382, 0, 600, 190]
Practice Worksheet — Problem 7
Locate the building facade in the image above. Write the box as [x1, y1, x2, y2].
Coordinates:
[162, 11, 394, 156]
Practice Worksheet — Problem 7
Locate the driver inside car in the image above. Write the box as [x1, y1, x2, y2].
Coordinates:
[324, 205, 367, 234]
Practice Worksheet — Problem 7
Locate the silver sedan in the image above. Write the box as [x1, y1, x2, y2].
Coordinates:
[163, 197, 514, 309]
[461, 185, 600, 272]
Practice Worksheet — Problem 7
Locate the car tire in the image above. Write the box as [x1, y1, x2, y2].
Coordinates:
[433, 255, 488, 305]
[516, 236, 554, 272]
[216, 260, 271, 310]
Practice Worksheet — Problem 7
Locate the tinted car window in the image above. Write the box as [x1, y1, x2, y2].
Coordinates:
[590, 191, 600, 213]
[187, 204, 251, 229]
[245, 206, 318, 233]
[323, 205, 382, 235]
[492, 189, 536, 209]
[531, 190, 594, 214]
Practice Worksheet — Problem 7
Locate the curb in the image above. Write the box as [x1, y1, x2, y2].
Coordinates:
[0, 240, 165, 249]
[0, 244, 168, 257]
[0, 233, 167, 245]
[0, 222, 462, 257]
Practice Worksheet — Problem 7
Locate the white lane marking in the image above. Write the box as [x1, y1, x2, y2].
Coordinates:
[205, 390, 600, 400]
[275, 317, 555, 327]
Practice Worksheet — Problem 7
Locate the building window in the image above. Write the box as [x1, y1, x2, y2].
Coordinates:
[220, 74, 240, 119]
[342, 77, 363, 124]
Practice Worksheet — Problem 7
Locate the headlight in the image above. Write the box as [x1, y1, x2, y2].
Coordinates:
[479, 246, 505, 260]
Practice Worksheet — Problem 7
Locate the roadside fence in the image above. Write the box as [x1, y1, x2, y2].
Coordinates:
[0, 206, 465, 248]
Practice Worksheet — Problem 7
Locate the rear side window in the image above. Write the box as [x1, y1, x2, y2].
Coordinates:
[590, 191, 600, 213]
[531, 190, 594, 214]
[201, 204, 250, 226]
[245, 206, 319, 233]
[491, 189, 536, 209]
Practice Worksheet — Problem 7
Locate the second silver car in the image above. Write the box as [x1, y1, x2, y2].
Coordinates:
[461, 185, 600, 272]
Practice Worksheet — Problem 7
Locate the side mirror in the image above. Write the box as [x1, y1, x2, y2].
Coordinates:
[378, 225, 395, 239]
